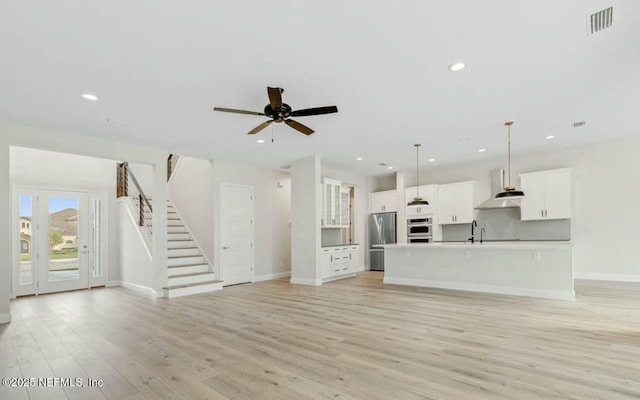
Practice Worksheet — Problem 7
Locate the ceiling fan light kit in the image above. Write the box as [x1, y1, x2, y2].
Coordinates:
[495, 121, 525, 199]
[213, 87, 338, 136]
[407, 143, 429, 207]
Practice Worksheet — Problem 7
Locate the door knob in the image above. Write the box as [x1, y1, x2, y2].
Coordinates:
[223, 246, 230, 250]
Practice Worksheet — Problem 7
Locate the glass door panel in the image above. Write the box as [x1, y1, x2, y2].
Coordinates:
[47, 196, 80, 283]
[14, 193, 37, 296]
[89, 193, 107, 287]
[38, 190, 89, 294]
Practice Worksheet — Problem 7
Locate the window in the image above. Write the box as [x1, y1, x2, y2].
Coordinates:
[21, 222, 25, 228]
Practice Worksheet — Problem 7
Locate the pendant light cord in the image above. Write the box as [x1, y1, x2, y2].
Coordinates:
[415, 144, 421, 197]
[507, 124, 511, 188]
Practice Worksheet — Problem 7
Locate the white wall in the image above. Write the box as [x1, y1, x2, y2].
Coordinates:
[369, 174, 396, 192]
[169, 157, 214, 262]
[118, 199, 154, 294]
[399, 136, 640, 280]
[291, 156, 321, 285]
[211, 159, 291, 281]
[0, 134, 10, 323]
[10, 146, 121, 284]
[128, 162, 154, 195]
[0, 119, 169, 322]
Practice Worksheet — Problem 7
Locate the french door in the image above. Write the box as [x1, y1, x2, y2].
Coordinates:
[13, 188, 107, 296]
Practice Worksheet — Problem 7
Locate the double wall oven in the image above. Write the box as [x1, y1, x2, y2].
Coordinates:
[407, 217, 433, 243]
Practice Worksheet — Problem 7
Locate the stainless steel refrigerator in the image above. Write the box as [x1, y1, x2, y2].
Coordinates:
[368, 212, 397, 271]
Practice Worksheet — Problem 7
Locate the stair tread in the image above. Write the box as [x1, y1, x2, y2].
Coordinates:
[169, 272, 214, 279]
[168, 239, 193, 242]
[168, 247, 199, 250]
[168, 263, 209, 268]
[163, 280, 222, 290]
[168, 255, 203, 259]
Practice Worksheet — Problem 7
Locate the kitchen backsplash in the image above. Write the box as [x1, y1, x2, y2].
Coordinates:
[442, 208, 571, 241]
[322, 228, 345, 247]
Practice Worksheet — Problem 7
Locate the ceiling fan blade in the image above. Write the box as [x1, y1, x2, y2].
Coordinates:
[213, 107, 265, 116]
[267, 87, 283, 110]
[284, 119, 314, 135]
[290, 106, 338, 117]
[247, 120, 273, 135]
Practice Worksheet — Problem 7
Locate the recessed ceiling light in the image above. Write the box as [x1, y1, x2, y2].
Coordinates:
[428, 158, 436, 162]
[449, 62, 466, 72]
[257, 139, 265, 143]
[478, 148, 486, 153]
[459, 137, 471, 142]
[81, 93, 99, 101]
[387, 166, 394, 170]
[545, 135, 555, 140]
[356, 157, 363, 161]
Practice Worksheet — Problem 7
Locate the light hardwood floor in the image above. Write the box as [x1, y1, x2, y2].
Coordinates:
[1, 272, 639, 400]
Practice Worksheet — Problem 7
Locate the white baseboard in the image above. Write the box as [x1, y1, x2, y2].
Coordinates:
[290, 277, 322, 286]
[322, 272, 357, 283]
[254, 271, 291, 282]
[0, 313, 11, 324]
[574, 273, 640, 283]
[121, 281, 160, 298]
[383, 276, 575, 301]
[106, 280, 122, 287]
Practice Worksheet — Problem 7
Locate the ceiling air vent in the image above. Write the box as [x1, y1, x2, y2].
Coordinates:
[573, 121, 586, 128]
[588, 7, 613, 35]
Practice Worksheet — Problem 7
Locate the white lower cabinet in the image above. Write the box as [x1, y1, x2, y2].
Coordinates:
[321, 245, 360, 281]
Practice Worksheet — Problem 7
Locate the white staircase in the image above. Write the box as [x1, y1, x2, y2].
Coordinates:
[164, 202, 222, 298]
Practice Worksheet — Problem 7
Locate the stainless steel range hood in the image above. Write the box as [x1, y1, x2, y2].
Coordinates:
[475, 169, 521, 210]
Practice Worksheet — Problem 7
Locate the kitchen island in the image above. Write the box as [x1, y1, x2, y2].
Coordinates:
[380, 242, 575, 300]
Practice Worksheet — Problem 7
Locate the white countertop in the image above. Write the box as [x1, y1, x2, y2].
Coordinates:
[321, 244, 360, 248]
[377, 241, 574, 250]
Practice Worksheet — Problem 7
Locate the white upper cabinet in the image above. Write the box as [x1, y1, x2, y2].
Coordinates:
[437, 181, 475, 224]
[405, 185, 437, 216]
[322, 178, 349, 228]
[520, 168, 571, 221]
[340, 188, 350, 226]
[369, 190, 398, 214]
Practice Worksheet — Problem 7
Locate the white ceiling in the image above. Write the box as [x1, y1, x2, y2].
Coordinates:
[1, 1, 639, 176]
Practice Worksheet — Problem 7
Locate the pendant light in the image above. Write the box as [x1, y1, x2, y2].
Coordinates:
[495, 121, 525, 199]
[407, 144, 429, 207]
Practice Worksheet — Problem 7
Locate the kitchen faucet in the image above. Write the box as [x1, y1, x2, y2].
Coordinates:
[469, 220, 478, 244]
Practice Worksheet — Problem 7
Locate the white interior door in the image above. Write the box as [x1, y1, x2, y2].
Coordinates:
[220, 184, 254, 286]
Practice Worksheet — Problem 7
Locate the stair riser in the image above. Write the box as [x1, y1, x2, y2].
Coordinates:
[168, 248, 200, 258]
[164, 282, 223, 298]
[168, 226, 187, 233]
[168, 221, 184, 227]
[168, 256, 204, 266]
[168, 264, 209, 276]
[168, 233, 191, 241]
[168, 273, 216, 286]
[167, 240, 195, 249]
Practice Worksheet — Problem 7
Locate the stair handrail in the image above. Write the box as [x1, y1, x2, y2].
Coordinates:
[116, 162, 153, 238]
[167, 154, 181, 182]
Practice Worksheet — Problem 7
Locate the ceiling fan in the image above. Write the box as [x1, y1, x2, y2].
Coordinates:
[213, 87, 338, 136]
